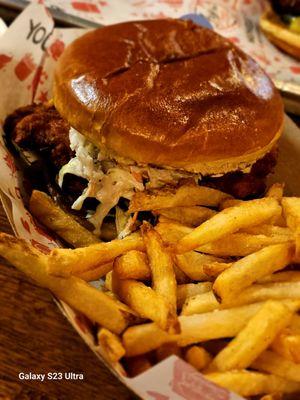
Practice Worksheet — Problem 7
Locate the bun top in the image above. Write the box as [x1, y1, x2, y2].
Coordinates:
[53, 19, 283, 175]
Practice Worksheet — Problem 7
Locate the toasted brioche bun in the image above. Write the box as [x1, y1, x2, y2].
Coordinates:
[53, 19, 283, 175]
[260, 9, 300, 60]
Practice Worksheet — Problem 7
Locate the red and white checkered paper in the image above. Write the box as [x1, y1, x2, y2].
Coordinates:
[0, 3, 300, 399]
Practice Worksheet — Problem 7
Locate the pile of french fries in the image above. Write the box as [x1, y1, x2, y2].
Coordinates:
[2, 182, 300, 399]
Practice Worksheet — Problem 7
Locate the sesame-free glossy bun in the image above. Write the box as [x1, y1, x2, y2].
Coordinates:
[53, 19, 283, 175]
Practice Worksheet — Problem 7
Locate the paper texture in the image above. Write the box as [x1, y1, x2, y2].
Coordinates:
[0, 3, 300, 399]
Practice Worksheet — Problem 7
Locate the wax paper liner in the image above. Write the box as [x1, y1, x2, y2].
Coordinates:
[0, 4, 300, 399]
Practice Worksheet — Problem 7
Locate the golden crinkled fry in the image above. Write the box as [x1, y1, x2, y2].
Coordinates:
[0, 233, 130, 334]
[207, 300, 294, 372]
[153, 206, 216, 227]
[184, 346, 212, 371]
[112, 271, 178, 332]
[205, 370, 300, 397]
[47, 233, 145, 278]
[252, 350, 300, 383]
[123, 303, 262, 357]
[29, 190, 100, 248]
[174, 198, 282, 254]
[129, 182, 231, 212]
[97, 328, 126, 364]
[141, 222, 177, 321]
[213, 243, 295, 304]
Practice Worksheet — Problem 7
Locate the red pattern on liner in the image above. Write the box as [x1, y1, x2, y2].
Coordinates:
[171, 359, 230, 400]
[14, 54, 36, 81]
[20, 218, 31, 234]
[290, 66, 300, 74]
[71, 2, 100, 13]
[30, 239, 51, 254]
[49, 39, 65, 61]
[0, 54, 12, 69]
[147, 391, 170, 400]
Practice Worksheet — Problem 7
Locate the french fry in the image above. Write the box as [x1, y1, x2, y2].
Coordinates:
[129, 182, 231, 212]
[258, 271, 300, 284]
[153, 206, 216, 227]
[181, 284, 300, 314]
[113, 250, 150, 280]
[213, 243, 295, 304]
[141, 222, 177, 319]
[156, 343, 182, 362]
[252, 350, 300, 383]
[266, 183, 284, 201]
[77, 262, 113, 282]
[47, 233, 144, 278]
[29, 190, 100, 248]
[241, 225, 291, 236]
[174, 251, 225, 281]
[184, 346, 212, 371]
[123, 303, 262, 356]
[198, 233, 292, 257]
[112, 272, 177, 332]
[177, 282, 212, 309]
[282, 197, 300, 231]
[174, 198, 281, 254]
[0, 233, 129, 334]
[181, 291, 219, 315]
[202, 261, 232, 278]
[156, 221, 292, 256]
[97, 328, 125, 363]
[205, 370, 300, 397]
[105, 271, 113, 291]
[289, 314, 300, 333]
[220, 198, 243, 210]
[271, 331, 300, 364]
[173, 264, 190, 284]
[207, 301, 294, 371]
[113, 249, 188, 283]
[233, 282, 300, 308]
[282, 197, 300, 260]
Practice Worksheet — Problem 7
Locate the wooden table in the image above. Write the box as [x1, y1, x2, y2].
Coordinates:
[0, 206, 134, 400]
